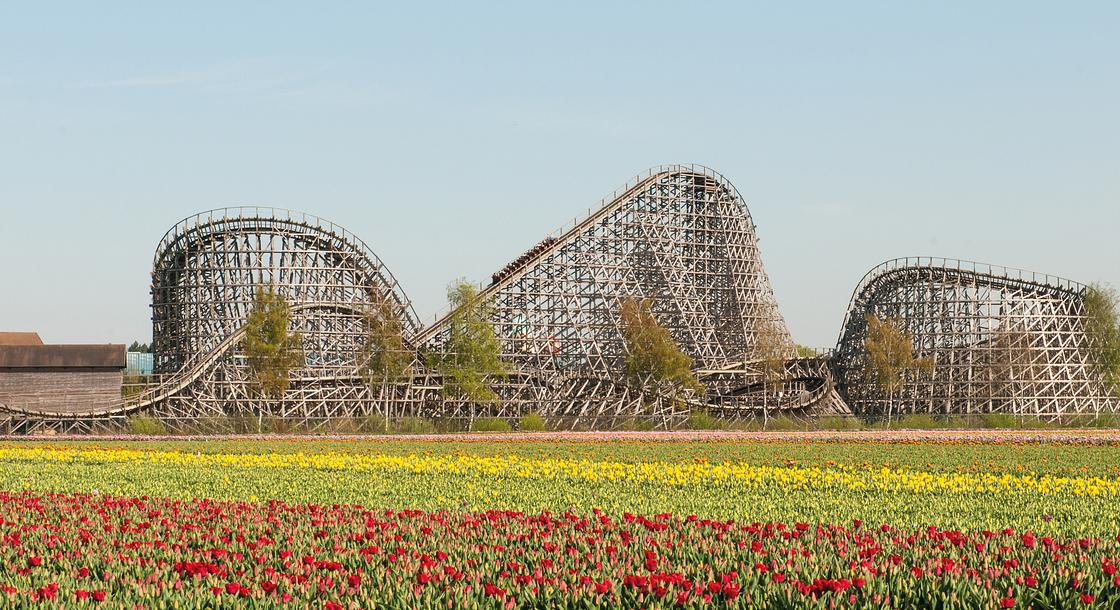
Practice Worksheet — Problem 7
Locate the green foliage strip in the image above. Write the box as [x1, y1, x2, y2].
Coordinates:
[619, 296, 703, 393]
[243, 286, 304, 399]
[438, 281, 507, 403]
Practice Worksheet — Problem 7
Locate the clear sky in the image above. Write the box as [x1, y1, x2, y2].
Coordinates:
[1, 2, 1117, 348]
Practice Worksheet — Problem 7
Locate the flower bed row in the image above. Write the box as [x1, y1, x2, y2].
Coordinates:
[0, 491, 1118, 608]
[4, 446, 1118, 497]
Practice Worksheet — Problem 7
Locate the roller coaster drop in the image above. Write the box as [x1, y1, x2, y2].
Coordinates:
[1, 165, 1115, 431]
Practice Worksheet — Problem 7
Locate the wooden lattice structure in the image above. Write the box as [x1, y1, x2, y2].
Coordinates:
[147, 208, 420, 421]
[833, 257, 1119, 420]
[7, 169, 1114, 433]
[413, 164, 827, 421]
[0, 165, 839, 432]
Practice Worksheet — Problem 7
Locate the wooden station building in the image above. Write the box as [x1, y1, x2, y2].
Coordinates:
[0, 332, 125, 415]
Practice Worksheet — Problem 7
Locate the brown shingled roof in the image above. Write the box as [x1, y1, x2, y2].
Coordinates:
[0, 332, 44, 346]
[0, 344, 125, 369]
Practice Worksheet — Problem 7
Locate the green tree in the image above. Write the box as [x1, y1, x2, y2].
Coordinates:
[438, 280, 506, 403]
[753, 309, 791, 425]
[127, 341, 151, 353]
[243, 286, 304, 400]
[795, 344, 817, 358]
[1084, 283, 1120, 397]
[619, 296, 703, 394]
[361, 292, 414, 423]
[863, 314, 933, 425]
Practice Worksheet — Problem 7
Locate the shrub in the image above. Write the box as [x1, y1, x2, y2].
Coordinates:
[301, 419, 331, 435]
[895, 413, 943, 430]
[725, 418, 762, 432]
[980, 413, 1018, 429]
[817, 416, 862, 431]
[261, 416, 293, 434]
[565, 420, 591, 432]
[472, 417, 512, 433]
[686, 411, 723, 430]
[1090, 412, 1118, 428]
[766, 415, 804, 431]
[618, 417, 655, 432]
[1055, 414, 1118, 429]
[128, 415, 167, 436]
[1028, 417, 1059, 430]
[519, 413, 547, 432]
[228, 414, 261, 434]
[392, 417, 436, 435]
[329, 418, 360, 435]
[433, 417, 470, 434]
[360, 416, 390, 434]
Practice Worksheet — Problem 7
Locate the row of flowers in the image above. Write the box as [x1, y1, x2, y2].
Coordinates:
[19, 429, 1120, 444]
[0, 491, 1118, 608]
[3, 446, 1118, 498]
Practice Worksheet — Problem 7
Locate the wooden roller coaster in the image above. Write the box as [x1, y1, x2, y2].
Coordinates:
[834, 257, 1118, 420]
[2, 169, 1115, 433]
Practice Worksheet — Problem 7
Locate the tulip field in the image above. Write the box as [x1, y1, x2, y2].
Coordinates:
[0, 432, 1119, 608]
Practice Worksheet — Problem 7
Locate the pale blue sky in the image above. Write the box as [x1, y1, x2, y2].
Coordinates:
[1, 2, 1117, 347]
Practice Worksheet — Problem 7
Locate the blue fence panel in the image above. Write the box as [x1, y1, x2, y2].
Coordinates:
[125, 352, 153, 375]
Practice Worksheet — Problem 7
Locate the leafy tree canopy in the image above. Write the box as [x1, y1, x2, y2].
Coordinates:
[753, 311, 791, 383]
[243, 286, 303, 400]
[863, 314, 933, 397]
[795, 344, 818, 358]
[361, 292, 413, 388]
[438, 281, 506, 403]
[1085, 284, 1120, 397]
[751, 308, 792, 416]
[619, 296, 703, 393]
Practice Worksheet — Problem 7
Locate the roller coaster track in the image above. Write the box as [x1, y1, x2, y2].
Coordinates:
[3, 168, 885, 426]
[402, 164, 826, 414]
[697, 357, 839, 412]
[0, 302, 371, 419]
[153, 207, 421, 366]
[413, 164, 755, 347]
[835, 256, 1084, 347]
[407, 164, 838, 415]
[156, 208, 419, 323]
[833, 256, 1113, 418]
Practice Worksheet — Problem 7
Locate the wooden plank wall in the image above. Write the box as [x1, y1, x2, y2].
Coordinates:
[0, 371, 122, 414]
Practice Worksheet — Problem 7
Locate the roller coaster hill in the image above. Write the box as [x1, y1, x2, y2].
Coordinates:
[0, 165, 1116, 433]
